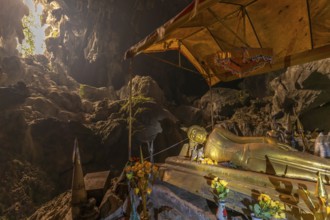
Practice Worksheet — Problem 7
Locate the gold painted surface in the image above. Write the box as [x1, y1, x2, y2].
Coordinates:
[316, 172, 328, 201]
[186, 125, 208, 144]
[160, 156, 328, 218]
[204, 126, 330, 183]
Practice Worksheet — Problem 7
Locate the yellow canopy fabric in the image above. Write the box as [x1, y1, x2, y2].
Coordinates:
[125, 0, 330, 86]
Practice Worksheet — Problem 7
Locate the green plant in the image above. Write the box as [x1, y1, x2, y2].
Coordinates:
[211, 177, 229, 201]
[120, 95, 155, 133]
[79, 84, 86, 98]
[18, 14, 36, 56]
[249, 194, 286, 219]
[120, 95, 154, 114]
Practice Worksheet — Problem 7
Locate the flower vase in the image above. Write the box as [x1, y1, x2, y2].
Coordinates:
[251, 214, 263, 220]
[140, 192, 149, 220]
[216, 200, 227, 220]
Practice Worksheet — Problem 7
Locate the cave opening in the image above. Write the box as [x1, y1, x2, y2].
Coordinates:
[17, 0, 46, 56]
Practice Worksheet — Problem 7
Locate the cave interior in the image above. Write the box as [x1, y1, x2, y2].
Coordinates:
[0, 0, 330, 219]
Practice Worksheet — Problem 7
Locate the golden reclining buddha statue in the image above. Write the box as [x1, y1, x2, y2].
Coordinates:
[195, 125, 330, 183]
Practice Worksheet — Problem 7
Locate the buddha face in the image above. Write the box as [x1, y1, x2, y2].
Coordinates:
[187, 125, 208, 144]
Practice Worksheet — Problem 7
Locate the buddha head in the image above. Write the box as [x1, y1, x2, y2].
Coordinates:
[186, 125, 208, 144]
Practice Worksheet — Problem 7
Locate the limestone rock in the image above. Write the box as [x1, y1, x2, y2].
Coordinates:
[28, 118, 103, 190]
[90, 99, 123, 122]
[0, 150, 55, 219]
[25, 96, 60, 117]
[94, 119, 126, 146]
[0, 0, 28, 56]
[1, 56, 24, 83]
[79, 84, 117, 102]
[57, 110, 84, 122]
[28, 191, 71, 220]
[172, 105, 202, 126]
[0, 109, 28, 153]
[47, 68, 78, 89]
[198, 87, 250, 122]
[0, 82, 29, 110]
[81, 99, 94, 113]
[118, 75, 166, 104]
[271, 58, 330, 131]
[47, 90, 82, 113]
[239, 71, 281, 98]
[271, 59, 330, 114]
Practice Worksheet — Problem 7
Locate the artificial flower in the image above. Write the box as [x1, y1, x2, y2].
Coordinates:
[250, 193, 286, 220]
[211, 176, 229, 201]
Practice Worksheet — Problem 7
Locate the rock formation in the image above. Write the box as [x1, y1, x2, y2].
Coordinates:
[0, 0, 28, 56]
[0, 0, 329, 219]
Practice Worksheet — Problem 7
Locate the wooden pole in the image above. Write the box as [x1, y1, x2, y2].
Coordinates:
[209, 85, 214, 130]
[201, 61, 214, 130]
[128, 60, 133, 160]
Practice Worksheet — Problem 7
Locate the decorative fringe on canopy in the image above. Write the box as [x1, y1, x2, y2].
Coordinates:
[210, 48, 273, 77]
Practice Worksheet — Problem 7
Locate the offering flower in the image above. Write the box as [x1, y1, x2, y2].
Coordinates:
[250, 193, 286, 220]
[211, 177, 229, 201]
[125, 157, 158, 220]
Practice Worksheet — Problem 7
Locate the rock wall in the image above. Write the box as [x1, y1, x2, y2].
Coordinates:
[0, 153, 55, 219]
[196, 58, 330, 139]
[35, 0, 191, 89]
[0, 56, 184, 218]
[271, 59, 330, 131]
[0, 0, 28, 56]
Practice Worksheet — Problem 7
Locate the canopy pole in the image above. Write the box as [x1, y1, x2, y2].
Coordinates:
[206, 71, 214, 130]
[128, 59, 133, 160]
[306, 0, 314, 49]
[242, 6, 246, 42]
[209, 83, 214, 130]
[178, 41, 182, 67]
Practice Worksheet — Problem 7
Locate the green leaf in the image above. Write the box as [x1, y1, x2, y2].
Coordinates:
[263, 212, 272, 220]
[254, 204, 261, 214]
[126, 172, 133, 180]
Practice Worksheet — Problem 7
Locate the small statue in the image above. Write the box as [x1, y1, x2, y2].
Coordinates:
[191, 145, 204, 162]
[326, 132, 330, 155]
[314, 132, 330, 158]
[191, 145, 198, 161]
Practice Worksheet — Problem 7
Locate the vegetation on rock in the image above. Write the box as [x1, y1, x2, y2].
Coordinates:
[18, 14, 36, 57]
